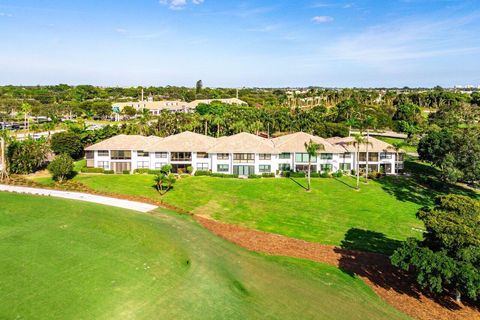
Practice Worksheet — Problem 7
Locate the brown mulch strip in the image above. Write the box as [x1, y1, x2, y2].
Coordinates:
[195, 216, 480, 320]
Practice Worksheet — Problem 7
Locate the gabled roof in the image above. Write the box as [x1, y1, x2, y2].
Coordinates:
[85, 135, 162, 151]
[272, 132, 344, 153]
[207, 132, 275, 153]
[188, 98, 247, 108]
[326, 136, 404, 153]
[146, 131, 216, 152]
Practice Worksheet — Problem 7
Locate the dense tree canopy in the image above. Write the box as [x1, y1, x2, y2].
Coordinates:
[392, 195, 480, 302]
[50, 131, 84, 159]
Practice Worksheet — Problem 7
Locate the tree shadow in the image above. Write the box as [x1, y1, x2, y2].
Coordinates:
[333, 177, 357, 190]
[334, 228, 466, 311]
[289, 177, 307, 190]
[377, 161, 479, 206]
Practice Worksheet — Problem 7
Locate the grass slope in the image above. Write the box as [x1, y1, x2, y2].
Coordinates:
[73, 174, 424, 254]
[0, 192, 408, 320]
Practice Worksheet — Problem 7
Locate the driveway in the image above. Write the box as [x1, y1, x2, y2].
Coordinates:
[0, 184, 158, 213]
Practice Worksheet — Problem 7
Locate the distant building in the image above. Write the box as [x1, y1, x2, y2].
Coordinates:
[112, 98, 247, 116]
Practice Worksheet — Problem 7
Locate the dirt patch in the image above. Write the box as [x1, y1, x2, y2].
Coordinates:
[195, 216, 480, 320]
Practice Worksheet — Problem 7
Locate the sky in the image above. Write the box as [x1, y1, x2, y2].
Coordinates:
[0, 0, 479, 88]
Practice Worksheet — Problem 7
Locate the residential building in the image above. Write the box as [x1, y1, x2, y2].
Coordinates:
[112, 98, 247, 115]
[85, 132, 405, 175]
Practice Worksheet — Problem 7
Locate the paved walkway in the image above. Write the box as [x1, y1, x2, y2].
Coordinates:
[0, 184, 158, 213]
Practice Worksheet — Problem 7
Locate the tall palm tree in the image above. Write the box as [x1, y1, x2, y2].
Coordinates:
[304, 139, 324, 192]
[363, 116, 377, 184]
[347, 134, 370, 190]
[345, 117, 357, 137]
[21, 103, 32, 133]
[212, 116, 224, 137]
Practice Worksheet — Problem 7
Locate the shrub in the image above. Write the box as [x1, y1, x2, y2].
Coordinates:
[211, 173, 238, 178]
[280, 171, 291, 178]
[134, 168, 150, 174]
[368, 171, 383, 179]
[248, 174, 261, 179]
[50, 131, 83, 159]
[320, 172, 330, 178]
[7, 138, 49, 174]
[290, 172, 306, 178]
[261, 172, 275, 178]
[194, 170, 212, 176]
[123, 170, 130, 174]
[48, 154, 74, 182]
[187, 166, 193, 174]
[333, 170, 344, 178]
[81, 167, 104, 173]
[351, 169, 356, 176]
[310, 172, 320, 178]
[104, 170, 114, 174]
[148, 169, 161, 175]
[161, 164, 172, 174]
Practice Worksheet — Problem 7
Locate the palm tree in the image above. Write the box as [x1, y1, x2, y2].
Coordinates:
[363, 116, 376, 184]
[304, 139, 324, 192]
[154, 172, 176, 195]
[345, 117, 357, 137]
[347, 134, 371, 191]
[212, 116, 224, 137]
[21, 103, 32, 132]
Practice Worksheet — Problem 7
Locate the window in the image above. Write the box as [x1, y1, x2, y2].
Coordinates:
[171, 152, 192, 161]
[397, 153, 405, 161]
[359, 152, 367, 161]
[259, 165, 271, 173]
[259, 154, 271, 160]
[137, 150, 149, 157]
[217, 153, 229, 160]
[155, 152, 167, 159]
[339, 163, 351, 171]
[233, 153, 255, 163]
[320, 153, 333, 160]
[397, 163, 404, 170]
[342, 153, 352, 159]
[295, 153, 317, 163]
[295, 164, 317, 173]
[98, 150, 109, 157]
[368, 153, 379, 161]
[111, 150, 131, 160]
[320, 164, 333, 172]
[217, 164, 229, 172]
[85, 151, 94, 159]
[197, 152, 208, 159]
[380, 152, 393, 160]
[137, 161, 149, 169]
[278, 163, 290, 171]
[197, 163, 209, 170]
[155, 162, 167, 169]
[98, 161, 109, 169]
[279, 153, 291, 159]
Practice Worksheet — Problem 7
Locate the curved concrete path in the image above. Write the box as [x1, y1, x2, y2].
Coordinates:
[0, 184, 158, 213]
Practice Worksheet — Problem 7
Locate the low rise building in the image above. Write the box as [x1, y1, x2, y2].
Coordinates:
[85, 132, 405, 175]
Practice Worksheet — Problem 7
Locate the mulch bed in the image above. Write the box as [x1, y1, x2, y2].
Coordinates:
[195, 216, 480, 320]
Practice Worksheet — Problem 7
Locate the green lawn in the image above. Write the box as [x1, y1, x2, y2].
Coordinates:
[72, 174, 425, 254]
[0, 192, 409, 320]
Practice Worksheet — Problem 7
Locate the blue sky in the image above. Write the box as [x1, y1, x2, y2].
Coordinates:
[0, 0, 479, 87]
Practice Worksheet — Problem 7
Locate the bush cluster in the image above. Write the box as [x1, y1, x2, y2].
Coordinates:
[81, 167, 105, 173]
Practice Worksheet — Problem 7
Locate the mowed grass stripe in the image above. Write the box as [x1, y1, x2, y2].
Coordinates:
[0, 192, 409, 320]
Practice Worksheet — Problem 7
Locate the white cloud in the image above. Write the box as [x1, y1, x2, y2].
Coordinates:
[159, 0, 204, 10]
[312, 16, 333, 23]
[0, 12, 13, 17]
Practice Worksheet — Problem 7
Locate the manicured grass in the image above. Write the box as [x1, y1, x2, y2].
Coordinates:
[0, 192, 408, 320]
[73, 174, 424, 254]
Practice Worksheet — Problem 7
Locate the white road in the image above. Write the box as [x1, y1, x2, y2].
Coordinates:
[0, 184, 158, 213]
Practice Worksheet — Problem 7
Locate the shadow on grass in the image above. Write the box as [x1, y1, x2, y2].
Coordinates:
[334, 227, 467, 311]
[288, 177, 307, 190]
[340, 228, 402, 256]
[377, 160, 479, 206]
[333, 177, 357, 190]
